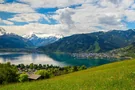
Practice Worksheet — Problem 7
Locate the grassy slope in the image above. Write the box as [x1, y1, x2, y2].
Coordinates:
[1, 59, 135, 90]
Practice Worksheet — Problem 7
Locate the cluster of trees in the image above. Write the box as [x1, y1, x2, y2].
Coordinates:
[16, 63, 60, 70]
[0, 62, 87, 84]
[18, 64, 87, 81]
[35, 65, 87, 79]
[0, 62, 18, 84]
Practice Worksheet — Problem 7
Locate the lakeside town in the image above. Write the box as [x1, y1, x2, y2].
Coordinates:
[72, 52, 132, 60]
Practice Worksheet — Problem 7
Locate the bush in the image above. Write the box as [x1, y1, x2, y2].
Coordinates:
[0, 63, 18, 84]
[35, 70, 53, 79]
[19, 74, 28, 82]
[79, 65, 87, 70]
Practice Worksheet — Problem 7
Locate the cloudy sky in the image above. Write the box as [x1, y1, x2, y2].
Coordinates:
[0, 0, 135, 36]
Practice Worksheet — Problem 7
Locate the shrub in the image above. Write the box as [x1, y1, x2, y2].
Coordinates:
[35, 70, 53, 79]
[79, 65, 87, 70]
[0, 63, 18, 84]
[19, 74, 28, 82]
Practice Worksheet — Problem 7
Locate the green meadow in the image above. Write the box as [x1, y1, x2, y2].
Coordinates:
[1, 59, 135, 90]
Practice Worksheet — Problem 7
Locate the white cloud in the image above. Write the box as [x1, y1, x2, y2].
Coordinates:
[125, 10, 135, 22]
[120, 0, 134, 9]
[8, 13, 50, 23]
[0, 3, 35, 13]
[0, 18, 14, 25]
[3, 20, 14, 25]
[53, 8, 75, 29]
[131, 4, 135, 9]
[109, 0, 122, 4]
[0, 0, 4, 3]
[86, 0, 134, 9]
[1, 0, 135, 36]
[69, 3, 126, 32]
[1, 23, 69, 36]
[98, 14, 122, 25]
[18, 0, 85, 8]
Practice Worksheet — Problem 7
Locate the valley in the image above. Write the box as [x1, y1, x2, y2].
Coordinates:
[0, 28, 135, 90]
[0, 27, 135, 60]
[1, 1, 135, 89]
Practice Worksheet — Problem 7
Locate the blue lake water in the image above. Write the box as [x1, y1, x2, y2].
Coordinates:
[0, 53, 116, 67]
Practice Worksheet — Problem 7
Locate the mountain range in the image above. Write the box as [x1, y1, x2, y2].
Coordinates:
[23, 32, 63, 47]
[1, 27, 135, 53]
[0, 28, 33, 49]
[39, 29, 135, 53]
[0, 27, 63, 49]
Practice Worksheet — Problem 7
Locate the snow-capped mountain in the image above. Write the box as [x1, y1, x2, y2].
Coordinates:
[0, 27, 18, 36]
[23, 32, 63, 47]
[0, 27, 8, 35]
[0, 27, 34, 48]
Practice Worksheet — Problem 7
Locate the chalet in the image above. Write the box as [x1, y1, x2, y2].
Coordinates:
[27, 74, 41, 80]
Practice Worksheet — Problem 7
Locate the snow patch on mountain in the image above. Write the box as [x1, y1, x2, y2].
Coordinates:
[24, 32, 63, 39]
[0, 27, 7, 35]
[23, 32, 63, 47]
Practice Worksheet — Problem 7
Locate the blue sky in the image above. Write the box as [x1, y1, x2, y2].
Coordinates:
[0, 0, 135, 36]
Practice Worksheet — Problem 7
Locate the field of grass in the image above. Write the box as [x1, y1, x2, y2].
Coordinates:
[1, 59, 135, 90]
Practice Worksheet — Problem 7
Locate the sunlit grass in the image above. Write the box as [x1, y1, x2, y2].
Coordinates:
[1, 59, 135, 90]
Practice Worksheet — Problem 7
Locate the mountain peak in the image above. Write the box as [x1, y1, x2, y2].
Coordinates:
[23, 32, 64, 47]
[0, 27, 6, 35]
[23, 32, 63, 39]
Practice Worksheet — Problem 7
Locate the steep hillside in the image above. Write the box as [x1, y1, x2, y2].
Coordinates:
[109, 42, 135, 58]
[0, 34, 33, 48]
[39, 29, 135, 53]
[1, 59, 135, 90]
[0, 27, 33, 49]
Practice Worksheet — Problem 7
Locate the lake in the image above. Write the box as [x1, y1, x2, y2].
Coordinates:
[0, 52, 116, 67]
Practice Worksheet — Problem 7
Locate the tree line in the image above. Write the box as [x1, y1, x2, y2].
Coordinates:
[0, 62, 87, 84]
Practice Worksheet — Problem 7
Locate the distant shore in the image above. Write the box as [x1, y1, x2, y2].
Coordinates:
[71, 52, 132, 60]
[0, 48, 44, 53]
